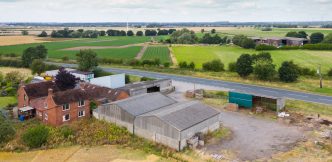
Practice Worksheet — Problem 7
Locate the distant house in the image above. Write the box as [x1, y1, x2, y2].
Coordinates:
[94, 93, 221, 151]
[251, 37, 309, 47]
[45, 68, 94, 82]
[17, 81, 129, 126]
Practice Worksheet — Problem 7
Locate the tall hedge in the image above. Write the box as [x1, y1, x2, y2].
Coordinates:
[22, 125, 49, 148]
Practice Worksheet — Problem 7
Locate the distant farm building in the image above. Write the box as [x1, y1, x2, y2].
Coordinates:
[45, 68, 94, 82]
[94, 93, 221, 151]
[119, 79, 174, 96]
[90, 74, 125, 89]
[251, 37, 309, 47]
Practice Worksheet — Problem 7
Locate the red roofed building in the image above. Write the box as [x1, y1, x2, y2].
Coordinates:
[17, 81, 129, 126]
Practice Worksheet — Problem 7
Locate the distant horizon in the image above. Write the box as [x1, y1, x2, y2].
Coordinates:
[1, 0, 332, 22]
[1, 21, 332, 24]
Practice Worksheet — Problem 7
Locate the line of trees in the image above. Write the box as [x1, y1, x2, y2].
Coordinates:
[51, 28, 99, 38]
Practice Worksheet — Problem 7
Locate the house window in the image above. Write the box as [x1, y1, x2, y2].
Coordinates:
[24, 94, 27, 101]
[44, 113, 48, 120]
[62, 103, 70, 111]
[63, 114, 70, 122]
[44, 102, 47, 108]
[78, 110, 85, 117]
[78, 100, 85, 107]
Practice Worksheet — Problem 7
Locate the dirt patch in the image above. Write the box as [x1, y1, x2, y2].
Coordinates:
[0, 36, 51, 46]
[204, 110, 304, 161]
[61, 43, 145, 51]
[135, 44, 148, 59]
[168, 46, 178, 66]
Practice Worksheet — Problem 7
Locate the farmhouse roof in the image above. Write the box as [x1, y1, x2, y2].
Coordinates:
[23, 81, 60, 99]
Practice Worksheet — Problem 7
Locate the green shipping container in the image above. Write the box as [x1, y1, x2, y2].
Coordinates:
[229, 91, 253, 108]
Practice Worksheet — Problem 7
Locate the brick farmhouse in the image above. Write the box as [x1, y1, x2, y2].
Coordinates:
[17, 81, 129, 126]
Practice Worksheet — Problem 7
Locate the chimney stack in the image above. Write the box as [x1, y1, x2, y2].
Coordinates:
[48, 88, 53, 96]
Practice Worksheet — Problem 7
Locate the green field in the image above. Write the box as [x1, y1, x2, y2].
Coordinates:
[0, 96, 17, 108]
[173, 45, 332, 73]
[142, 46, 171, 63]
[212, 27, 332, 37]
[0, 36, 151, 60]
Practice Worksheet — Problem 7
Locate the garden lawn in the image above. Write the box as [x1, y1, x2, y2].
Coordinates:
[173, 45, 332, 73]
[142, 46, 171, 63]
[0, 36, 151, 59]
[0, 96, 17, 108]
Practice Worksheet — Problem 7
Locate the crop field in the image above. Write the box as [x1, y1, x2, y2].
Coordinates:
[212, 27, 332, 37]
[173, 45, 332, 72]
[0, 36, 151, 60]
[142, 46, 171, 63]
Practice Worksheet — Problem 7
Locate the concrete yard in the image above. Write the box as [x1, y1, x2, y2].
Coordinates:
[204, 110, 304, 161]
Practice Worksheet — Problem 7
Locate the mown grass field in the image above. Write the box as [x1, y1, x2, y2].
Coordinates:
[0, 36, 151, 60]
[142, 46, 171, 63]
[211, 27, 332, 37]
[173, 45, 332, 73]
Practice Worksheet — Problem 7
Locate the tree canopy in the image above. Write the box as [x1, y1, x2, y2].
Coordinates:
[278, 61, 300, 82]
[76, 49, 98, 71]
[170, 28, 198, 44]
[236, 54, 253, 77]
[21, 45, 48, 67]
[310, 32, 324, 44]
[55, 67, 78, 91]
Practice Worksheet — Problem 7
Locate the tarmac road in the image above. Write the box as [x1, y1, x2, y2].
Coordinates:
[55, 63, 332, 105]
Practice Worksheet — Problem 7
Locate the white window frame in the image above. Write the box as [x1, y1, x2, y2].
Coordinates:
[24, 94, 27, 101]
[78, 110, 85, 117]
[62, 103, 70, 111]
[44, 113, 48, 120]
[44, 102, 48, 108]
[78, 100, 85, 107]
[63, 114, 70, 122]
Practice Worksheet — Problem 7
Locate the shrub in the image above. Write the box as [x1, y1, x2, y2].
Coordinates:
[60, 126, 74, 139]
[22, 125, 49, 148]
[202, 59, 224, 72]
[302, 43, 332, 50]
[92, 68, 113, 77]
[0, 59, 24, 68]
[128, 59, 141, 66]
[298, 67, 316, 76]
[255, 44, 277, 51]
[328, 68, 332, 77]
[178, 61, 188, 69]
[279, 46, 300, 50]
[163, 62, 170, 68]
[0, 116, 16, 144]
[188, 62, 195, 70]
[228, 62, 237, 72]
[310, 32, 324, 44]
[236, 54, 253, 77]
[279, 61, 300, 82]
[62, 56, 69, 62]
[254, 60, 276, 81]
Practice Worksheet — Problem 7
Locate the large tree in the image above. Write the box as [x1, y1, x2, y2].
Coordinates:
[310, 32, 324, 44]
[38, 31, 48, 37]
[236, 54, 253, 77]
[55, 67, 78, 91]
[21, 45, 48, 67]
[170, 28, 198, 44]
[31, 59, 46, 75]
[278, 61, 300, 82]
[254, 59, 276, 81]
[76, 49, 98, 71]
[323, 33, 332, 44]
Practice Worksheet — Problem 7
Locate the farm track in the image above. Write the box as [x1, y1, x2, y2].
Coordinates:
[135, 44, 148, 59]
[168, 46, 178, 66]
[60, 43, 145, 51]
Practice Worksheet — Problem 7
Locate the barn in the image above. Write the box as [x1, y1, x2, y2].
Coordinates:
[94, 93, 221, 150]
[119, 79, 174, 96]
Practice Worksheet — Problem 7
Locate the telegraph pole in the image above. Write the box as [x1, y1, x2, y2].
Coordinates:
[318, 64, 323, 88]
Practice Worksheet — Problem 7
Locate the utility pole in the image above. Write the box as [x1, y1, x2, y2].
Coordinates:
[317, 64, 323, 88]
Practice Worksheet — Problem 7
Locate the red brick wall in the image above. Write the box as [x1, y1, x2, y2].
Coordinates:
[17, 86, 29, 108]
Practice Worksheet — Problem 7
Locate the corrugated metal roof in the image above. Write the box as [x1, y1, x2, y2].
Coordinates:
[142, 101, 220, 131]
[119, 79, 171, 90]
[114, 92, 176, 116]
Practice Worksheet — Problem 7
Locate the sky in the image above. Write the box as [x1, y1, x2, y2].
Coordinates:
[0, 0, 332, 22]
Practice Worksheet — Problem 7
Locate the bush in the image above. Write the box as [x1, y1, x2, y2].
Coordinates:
[202, 59, 224, 72]
[236, 54, 253, 77]
[228, 62, 237, 72]
[178, 61, 188, 69]
[328, 69, 332, 77]
[255, 44, 277, 51]
[298, 67, 316, 76]
[60, 126, 74, 139]
[22, 125, 49, 148]
[0, 59, 24, 68]
[128, 59, 141, 66]
[302, 43, 332, 50]
[279, 46, 300, 50]
[254, 60, 276, 81]
[279, 61, 300, 82]
[62, 56, 69, 62]
[188, 62, 195, 70]
[163, 62, 170, 68]
[0, 116, 16, 144]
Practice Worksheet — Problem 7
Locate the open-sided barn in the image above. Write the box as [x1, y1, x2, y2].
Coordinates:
[94, 93, 221, 150]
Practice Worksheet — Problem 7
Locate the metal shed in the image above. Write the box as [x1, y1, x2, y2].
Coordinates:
[119, 79, 174, 96]
[94, 93, 221, 151]
[229, 91, 286, 111]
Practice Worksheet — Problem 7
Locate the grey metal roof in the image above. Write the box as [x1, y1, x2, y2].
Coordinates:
[114, 92, 176, 116]
[141, 101, 220, 131]
[119, 79, 171, 90]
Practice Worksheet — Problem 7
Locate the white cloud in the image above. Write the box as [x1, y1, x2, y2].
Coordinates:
[0, 0, 331, 22]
